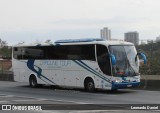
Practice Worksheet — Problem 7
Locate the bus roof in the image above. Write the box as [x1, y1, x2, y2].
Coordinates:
[55, 38, 105, 43]
[13, 38, 134, 47]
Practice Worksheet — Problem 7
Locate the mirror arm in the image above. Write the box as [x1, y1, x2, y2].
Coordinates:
[137, 53, 147, 64]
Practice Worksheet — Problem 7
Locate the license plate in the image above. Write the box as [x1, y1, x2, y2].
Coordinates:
[127, 85, 132, 87]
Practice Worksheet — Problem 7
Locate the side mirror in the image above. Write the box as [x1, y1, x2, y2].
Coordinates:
[110, 54, 116, 65]
[137, 53, 147, 64]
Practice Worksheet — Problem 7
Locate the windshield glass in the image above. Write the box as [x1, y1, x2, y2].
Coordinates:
[109, 45, 139, 77]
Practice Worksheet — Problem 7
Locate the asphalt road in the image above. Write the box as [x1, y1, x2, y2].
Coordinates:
[0, 81, 160, 113]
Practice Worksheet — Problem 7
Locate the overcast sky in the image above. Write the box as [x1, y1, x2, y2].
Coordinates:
[0, 0, 160, 45]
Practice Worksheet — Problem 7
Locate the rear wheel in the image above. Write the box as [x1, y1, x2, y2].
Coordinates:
[29, 76, 38, 88]
[110, 89, 118, 93]
[85, 78, 95, 92]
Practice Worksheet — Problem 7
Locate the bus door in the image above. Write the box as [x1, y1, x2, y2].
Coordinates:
[96, 44, 111, 76]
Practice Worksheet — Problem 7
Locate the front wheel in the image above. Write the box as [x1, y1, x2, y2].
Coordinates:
[85, 79, 95, 92]
[29, 76, 38, 88]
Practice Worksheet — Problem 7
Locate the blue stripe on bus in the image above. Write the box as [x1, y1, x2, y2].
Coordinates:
[73, 60, 111, 83]
[27, 59, 56, 85]
[78, 60, 111, 82]
[111, 82, 140, 90]
[18, 60, 48, 84]
[55, 38, 105, 43]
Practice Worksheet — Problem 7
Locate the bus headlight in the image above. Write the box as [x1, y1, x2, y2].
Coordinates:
[115, 80, 120, 83]
[113, 79, 121, 83]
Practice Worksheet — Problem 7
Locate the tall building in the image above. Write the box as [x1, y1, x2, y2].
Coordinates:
[100, 27, 111, 40]
[156, 36, 160, 42]
[124, 31, 139, 45]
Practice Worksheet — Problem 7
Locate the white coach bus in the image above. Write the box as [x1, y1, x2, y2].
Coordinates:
[12, 39, 146, 91]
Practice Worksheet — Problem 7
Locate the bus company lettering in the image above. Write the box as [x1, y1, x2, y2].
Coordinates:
[40, 60, 71, 68]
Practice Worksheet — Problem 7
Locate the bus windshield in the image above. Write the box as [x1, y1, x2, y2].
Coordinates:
[109, 45, 139, 77]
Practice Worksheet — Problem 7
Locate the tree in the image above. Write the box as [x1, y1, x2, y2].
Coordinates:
[0, 39, 11, 59]
[137, 41, 160, 75]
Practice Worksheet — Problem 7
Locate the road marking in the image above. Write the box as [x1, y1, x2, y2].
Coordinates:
[0, 95, 14, 97]
[75, 92, 118, 97]
[9, 95, 91, 104]
[69, 110, 124, 113]
[37, 98, 91, 104]
[54, 89, 118, 96]
[0, 101, 8, 103]
[13, 99, 38, 102]
[36, 111, 65, 113]
[0, 94, 91, 104]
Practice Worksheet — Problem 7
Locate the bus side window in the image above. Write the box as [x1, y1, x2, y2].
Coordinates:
[96, 44, 111, 76]
[13, 47, 23, 59]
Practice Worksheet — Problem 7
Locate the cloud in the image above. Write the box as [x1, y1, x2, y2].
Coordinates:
[0, 0, 160, 44]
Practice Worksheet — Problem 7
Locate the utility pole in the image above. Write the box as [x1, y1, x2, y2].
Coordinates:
[150, 40, 153, 67]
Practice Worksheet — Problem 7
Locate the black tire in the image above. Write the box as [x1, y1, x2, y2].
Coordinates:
[85, 78, 95, 92]
[110, 89, 118, 93]
[29, 76, 38, 88]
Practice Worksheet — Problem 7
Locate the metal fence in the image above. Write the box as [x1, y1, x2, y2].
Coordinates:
[0, 72, 13, 81]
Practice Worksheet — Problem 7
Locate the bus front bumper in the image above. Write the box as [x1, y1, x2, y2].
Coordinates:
[111, 82, 140, 90]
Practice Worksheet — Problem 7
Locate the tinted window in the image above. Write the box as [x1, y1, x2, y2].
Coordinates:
[66, 45, 95, 60]
[13, 45, 95, 61]
[96, 44, 111, 76]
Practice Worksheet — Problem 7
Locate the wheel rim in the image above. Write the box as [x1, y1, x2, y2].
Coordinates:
[87, 82, 94, 91]
[31, 77, 36, 86]
[32, 79, 35, 86]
